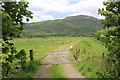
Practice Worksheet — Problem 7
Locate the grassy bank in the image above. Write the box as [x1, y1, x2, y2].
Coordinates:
[70, 37, 108, 78]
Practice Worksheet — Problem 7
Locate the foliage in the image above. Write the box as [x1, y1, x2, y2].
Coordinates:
[2, 41, 17, 76]
[1, 1, 33, 40]
[98, 1, 120, 28]
[13, 61, 40, 78]
[21, 15, 102, 37]
[98, 1, 120, 78]
[1, 11, 21, 41]
[15, 49, 27, 69]
[95, 27, 120, 78]
[1, 0, 33, 77]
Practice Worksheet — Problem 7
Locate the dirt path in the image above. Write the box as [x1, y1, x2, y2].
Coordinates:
[61, 50, 85, 78]
[34, 40, 85, 78]
[63, 64, 85, 78]
[34, 53, 53, 78]
[34, 65, 51, 78]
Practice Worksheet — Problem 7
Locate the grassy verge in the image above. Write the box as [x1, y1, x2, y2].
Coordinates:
[11, 61, 40, 78]
[50, 64, 66, 80]
[69, 37, 108, 78]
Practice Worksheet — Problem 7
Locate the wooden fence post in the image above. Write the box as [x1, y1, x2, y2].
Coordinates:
[103, 53, 104, 58]
[30, 50, 34, 61]
[74, 49, 80, 61]
[77, 49, 80, 57]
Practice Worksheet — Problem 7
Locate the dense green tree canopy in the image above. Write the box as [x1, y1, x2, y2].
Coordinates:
[1, 0, 33, 77]
[98, 1, 120, 28]
[98, 1, 120, 78]
[1, 0, 33, 40]
[1, 11, 21, 40]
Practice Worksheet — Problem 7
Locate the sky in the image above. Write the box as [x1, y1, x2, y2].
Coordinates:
[22, 0, 105, 22]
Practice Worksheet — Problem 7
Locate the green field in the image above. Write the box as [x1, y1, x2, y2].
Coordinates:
[12, 37, 80, 78]
[11, 37, 109, 78]
[13, 37, 79, 60]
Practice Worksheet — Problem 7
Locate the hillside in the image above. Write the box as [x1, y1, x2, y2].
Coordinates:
[22, 15, 102, 37]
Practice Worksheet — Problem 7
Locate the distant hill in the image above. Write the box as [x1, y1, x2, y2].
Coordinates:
[22, 15, 102, 37]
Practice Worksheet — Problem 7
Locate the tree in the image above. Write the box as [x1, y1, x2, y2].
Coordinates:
[1, 1, 33, 40]
[98, 1, 120, 28]
[1, 11, 21, 40]
[1, 0, 33, 77]
[98, 1, 120, 78]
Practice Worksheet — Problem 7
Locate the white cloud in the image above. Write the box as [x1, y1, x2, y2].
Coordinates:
[27, 0, 70, 14]
[68, 0, 104, 18]
[41, 15, 54, 21]
[68, 12, 93, 17]
[68, 12, 105, 19]
[29, 16, 41, 23]
[56, 17, 64, 20]
[23, 16, 41, 23]
[24, 0, 105, 22]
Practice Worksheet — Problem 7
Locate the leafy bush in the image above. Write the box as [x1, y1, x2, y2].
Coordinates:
[15, 49, 27, 69]
[95, 26, 120, 78]
[2, 41, 17, 77]
[2, 41, 28, 77]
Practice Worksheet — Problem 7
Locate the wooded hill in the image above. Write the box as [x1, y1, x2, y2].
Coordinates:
[22, 15, 102, 37]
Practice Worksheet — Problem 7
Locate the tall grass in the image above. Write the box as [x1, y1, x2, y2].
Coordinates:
[70, 37, 108, 78]
[11, 61, 40, 78]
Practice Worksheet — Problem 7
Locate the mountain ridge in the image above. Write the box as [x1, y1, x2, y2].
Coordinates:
[22, 15, 102, 37]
